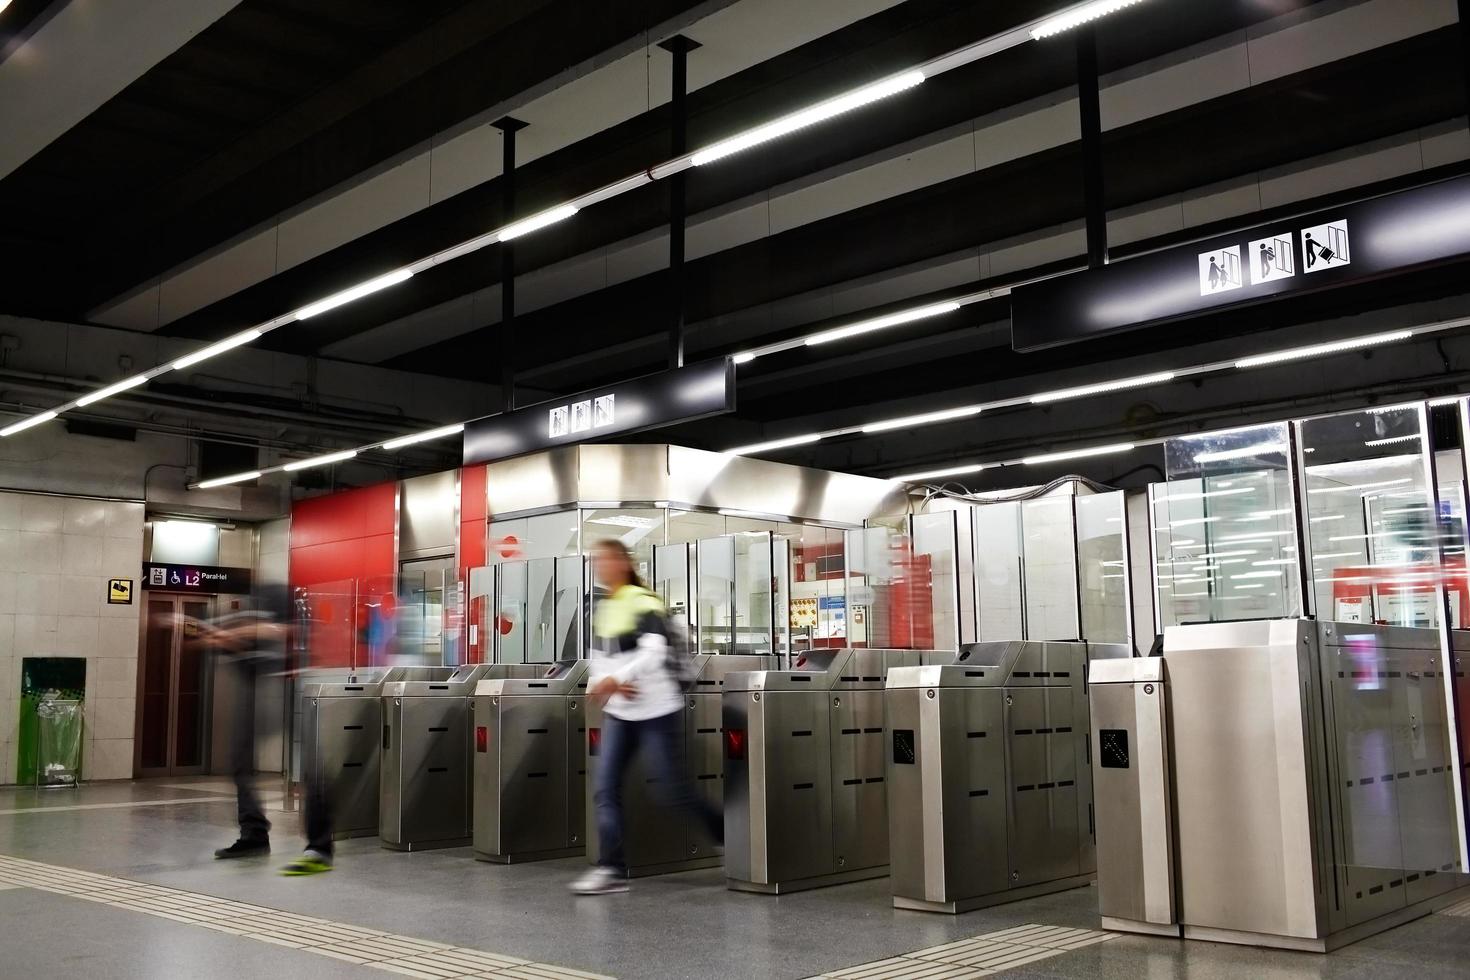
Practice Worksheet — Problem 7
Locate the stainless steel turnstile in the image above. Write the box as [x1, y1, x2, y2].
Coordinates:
[301, 666, 449, 839]
[1089, 656, 1177, 936]
[585, 653, 773, 877]
[472, 660, 590, 863]
[723, 648, 932, 894]
[1092, 620, 1470, 951]
[886, 641, 1126, 913]
[380, 663, 507, 851]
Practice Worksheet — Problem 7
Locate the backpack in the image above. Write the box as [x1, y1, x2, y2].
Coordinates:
[665, 613, 699, 690]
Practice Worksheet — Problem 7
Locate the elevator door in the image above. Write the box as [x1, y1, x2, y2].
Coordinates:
[138, 594, 213, 775]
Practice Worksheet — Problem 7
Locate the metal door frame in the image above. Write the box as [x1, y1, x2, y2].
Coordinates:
[135, 592, 214, 777]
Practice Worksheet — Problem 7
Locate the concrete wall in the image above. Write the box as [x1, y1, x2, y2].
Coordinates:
[254, 518, 290, 773]
[0, 491, 145, 783]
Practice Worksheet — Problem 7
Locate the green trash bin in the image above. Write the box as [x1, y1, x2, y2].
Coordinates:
[35, 696, 84, 788]
[18, 657, 87, 787]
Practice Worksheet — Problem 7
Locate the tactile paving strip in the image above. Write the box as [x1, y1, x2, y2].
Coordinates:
[809, 923, 1117, 979]
[1437, 897, 1470, 918]
[0, 854, 611, 979]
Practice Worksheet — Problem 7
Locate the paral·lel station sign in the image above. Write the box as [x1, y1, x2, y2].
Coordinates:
[462, 358, 736, 466]
[1010, 174, 1470, 350]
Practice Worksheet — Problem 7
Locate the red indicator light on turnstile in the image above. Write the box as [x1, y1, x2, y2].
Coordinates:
[475, 726, 488, 753]
[725, 728, 746, 760]
[588, 727, 601, 756]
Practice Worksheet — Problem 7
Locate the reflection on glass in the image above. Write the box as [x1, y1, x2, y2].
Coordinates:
[1022, 496, 1079, 641]
[527, 557, 556, 663]
[497, 560, 528, 664]
[1076, 491, 1129, 644]
[975, 503, 1024, 641]
[846, 516, 954, 650]
[697, 535, 736, 655]
[784, 525, 847, 654]
[735, 531, 775, 657]
[467, 566, 493, 664]
[1300, 407, 1441, 628]
[554, 555, 584, 661]
[1154, 423, 1300, 626]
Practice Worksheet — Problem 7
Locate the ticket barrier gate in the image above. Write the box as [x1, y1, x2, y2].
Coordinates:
[585, 654, 774, 877]
[381, 664, 532, 851]
[723, 649, 934, 894]
[885, 641, 1126, 913]
[301, 666, 448, 839]
[472, 660, 590, 863]
[1091, 621, 1470, 951]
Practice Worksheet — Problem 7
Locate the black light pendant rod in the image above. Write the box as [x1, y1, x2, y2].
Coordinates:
[660, 35, 700, 369]
[494, 116, 528, 411]
[1076, 25, 1106, 269]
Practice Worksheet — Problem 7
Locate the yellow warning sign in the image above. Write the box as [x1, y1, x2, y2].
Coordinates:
[108, 578, 133, 605]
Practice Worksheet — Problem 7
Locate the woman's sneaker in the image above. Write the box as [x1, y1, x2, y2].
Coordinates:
[569, 866, 628, 895]
[279, 851, 333, 876]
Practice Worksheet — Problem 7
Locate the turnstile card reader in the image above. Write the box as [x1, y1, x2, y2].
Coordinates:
[1088, 656, 1177, 936]
[723, 648, 928, 894]
[886, 641, 1098, 913]
[585, 654, 773, 878]
[380, 663, 512, 851]
[472, 660, 589, 863]
[302, 666, 446, 839]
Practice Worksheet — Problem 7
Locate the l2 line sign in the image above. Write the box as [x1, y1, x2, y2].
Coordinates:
[1011, 174, 1470, 350]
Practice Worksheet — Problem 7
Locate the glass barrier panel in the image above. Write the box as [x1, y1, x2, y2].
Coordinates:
[1076, 491, 1129, 645]
[734, 531, 774, 658]
[496, 561, 528, 664]
[554, 555, 585, 661]
[295, 578, 357, 669]
[527, 557, 557, 663]
[655, 543, 694, 641]
[1299, 406, 1434, 627]
[912, 511, 960, 650]
[697, 535, 736, 656]
[975, 502, 1024, 641]
[1155, 423, 1299, 626]
[466, 566, 493, 664]
[1022, 496, 1079, 641]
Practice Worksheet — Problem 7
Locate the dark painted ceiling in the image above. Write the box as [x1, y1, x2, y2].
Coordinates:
[2, 0, 1468, 482]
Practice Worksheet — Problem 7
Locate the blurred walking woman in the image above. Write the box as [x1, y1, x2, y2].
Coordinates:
[570, 539, 722, 895]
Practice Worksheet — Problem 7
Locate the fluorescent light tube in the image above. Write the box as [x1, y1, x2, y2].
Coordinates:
[171, 329, 263, 370]
[294, 269, 413, 320]
[691, 71, 925, 166]
[76, 374, 149, 407]
[497, 204, 579, 242]
[895, 463, 987, 482]
[1234, 329, 1413, 369]
[1362, 434, 1420, 447]
[381, 423, 465, 451]
[1307, 478, 1412, 495]
[863, 405, 982, 434]
[1158, 487, 1253, 501]
[1167, 517, 1220, 527]
[1031, 370, 1175, 404]
[719, 508, 777, 520]
[0, 410, 58, 437]
[733, 352, 757, 365]
[283, 449, 358, 471]
[197, 471, 262, 489]
[804, 301, 960, 347]
[1023, 442, 1135, 466]
[1192, 442, 1288, 462]
[726, 433, 822, 456]
[1231, 569, 1283, 579]
[1031, 0, 1147, 40]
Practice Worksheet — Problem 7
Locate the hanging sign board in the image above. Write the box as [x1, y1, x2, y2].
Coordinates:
[462, 358, 735, 465]
[1011, 174, 1470, 350]
[143, 562, 253, 594]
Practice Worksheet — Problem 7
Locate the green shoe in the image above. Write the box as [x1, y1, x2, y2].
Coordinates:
[279, 852, 333, 877]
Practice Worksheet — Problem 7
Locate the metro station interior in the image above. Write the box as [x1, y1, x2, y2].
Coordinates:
[3, 0, 1470, 977]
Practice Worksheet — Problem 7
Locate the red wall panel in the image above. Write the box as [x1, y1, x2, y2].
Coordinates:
[459, 463, 487, 571]
[290, 482, 399, 667]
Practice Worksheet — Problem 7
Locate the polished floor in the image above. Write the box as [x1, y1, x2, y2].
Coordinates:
[0, 778, 1466, 979]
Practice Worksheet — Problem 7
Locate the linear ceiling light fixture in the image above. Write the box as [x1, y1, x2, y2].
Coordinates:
[283, 449, 359, 471]
[0, 411, 58, 438]
[196, 471, 263, 490]
[496, 204, 580, 242]
[893, 463, 987, 482]
[294, 268, 414, 320]
[1233, 329, 1413, 369]
[1023, 442, 1136, 466]
[1031, 370, 1175, 404]
[381, 423, 466, 451]
[75, 374, 149, 407]
[690, 71, 926, 167]
[1030, 0, 1147, 40]
[862, 404, 982, 434]
[726, 433, 823, 456]
[172, 328, 264, 370]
